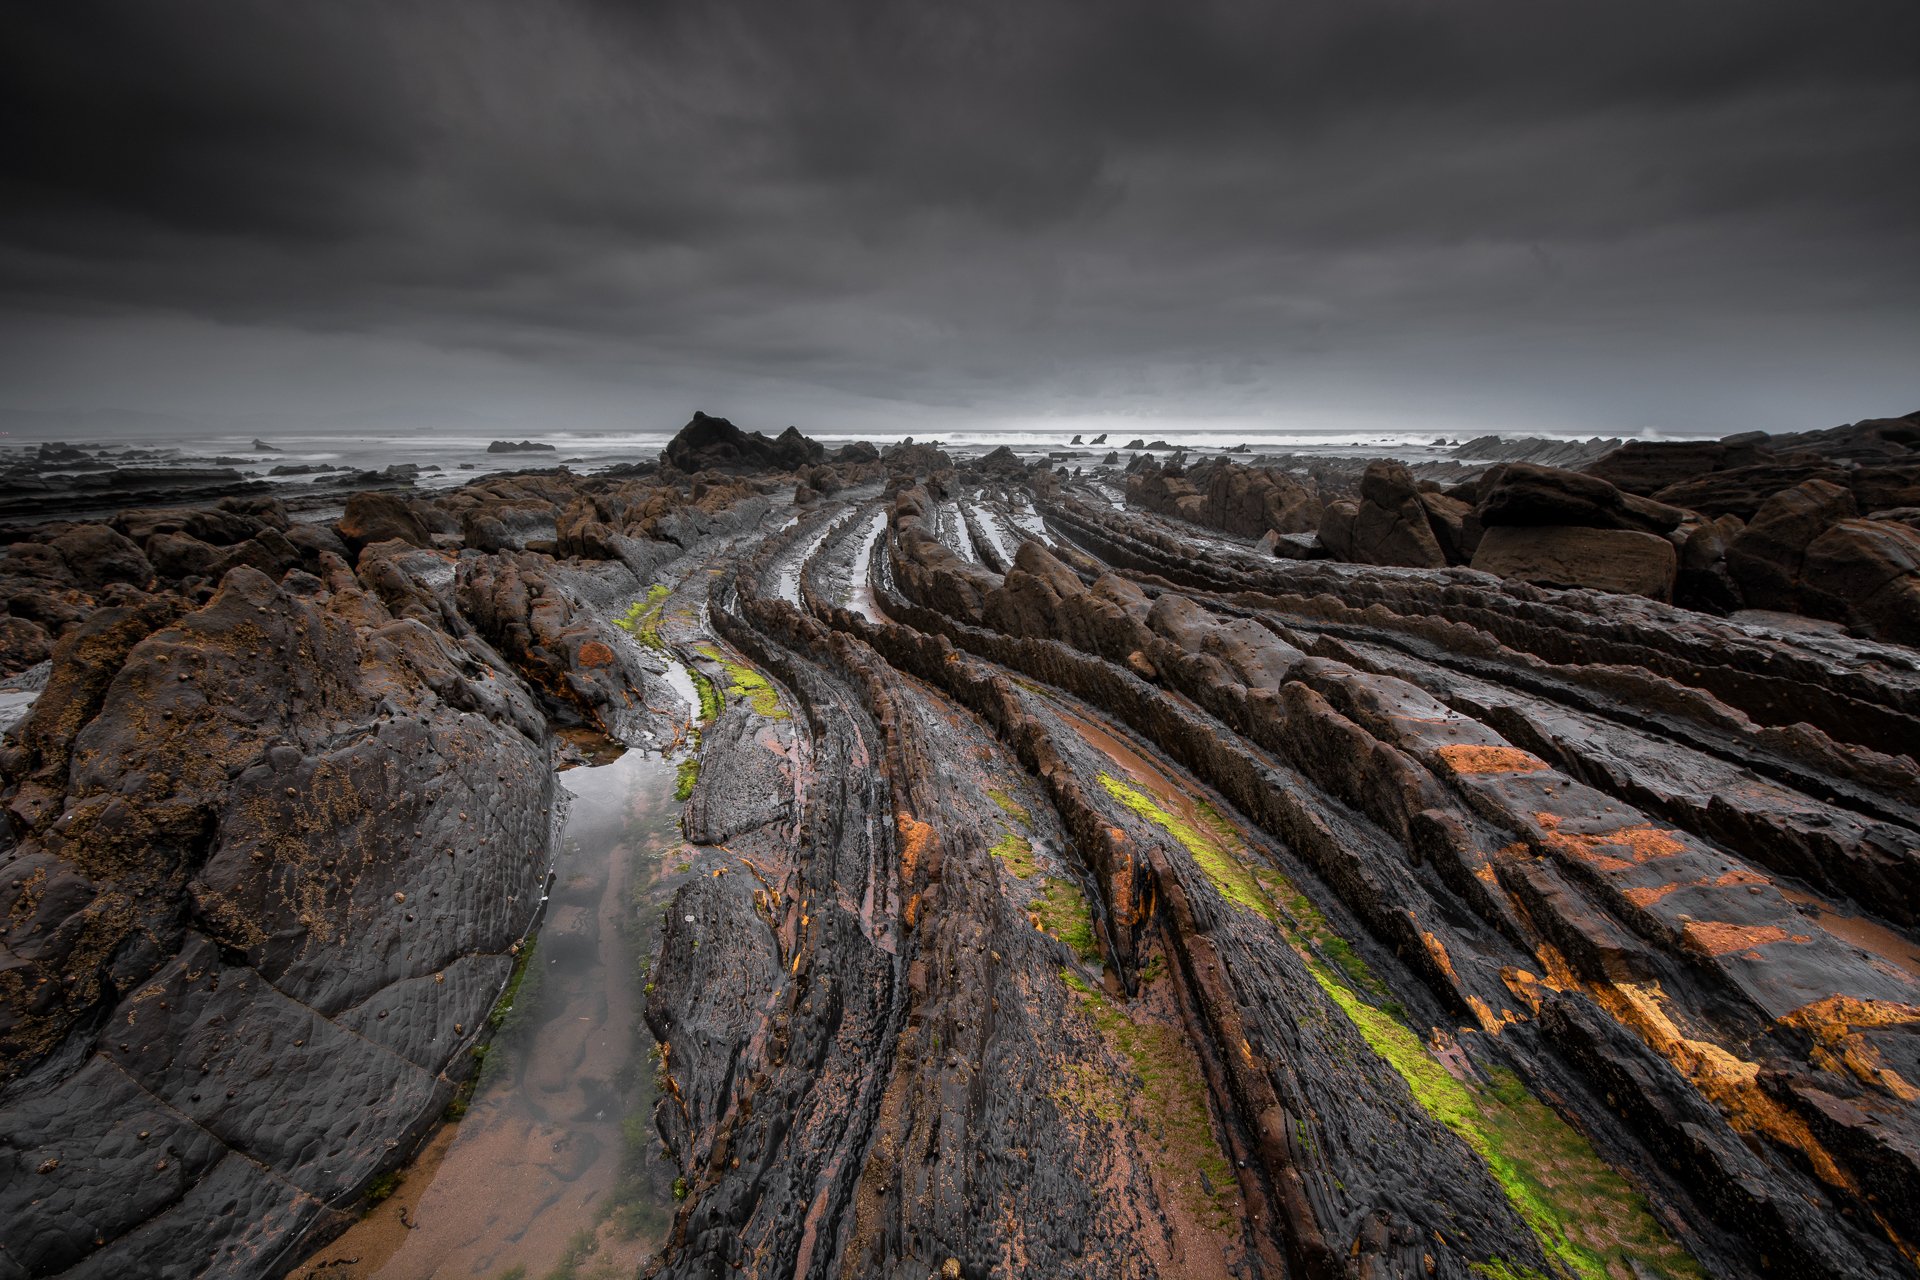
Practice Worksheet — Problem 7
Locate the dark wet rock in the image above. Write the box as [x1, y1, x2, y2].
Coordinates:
[1470, 524, 1679, 600]
[682, 702, 792, 844]
[1726, 478, 1858, 613]
[974, 444, 1027, 477]
[1677, 513, 1745, 612]
[662, 410, 824, 474]
[251, 438, 281, 452]
[1449, 434, 1625, 469]
[1318, 461, 1448, 567]
[486, 439, 557, 453]
[455, 551, 664, 733]
[1477, 461, 1686, 534]
[1651, 459, 1849, 519]
[1584, 437, 1779, 495]
[48, 524, 153, 589]
[833, 439, 881, 465]
[284, 521, 350, 569]
[143, 530, 225, 580]
[1799, 518, 1920, 645]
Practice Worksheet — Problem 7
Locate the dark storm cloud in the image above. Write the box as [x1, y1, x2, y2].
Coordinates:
[1, 0, 1916, 435]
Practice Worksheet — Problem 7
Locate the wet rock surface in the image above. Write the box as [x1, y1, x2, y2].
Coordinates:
[0, 455, 779, 1278]
[6, 413, 1920, 1280]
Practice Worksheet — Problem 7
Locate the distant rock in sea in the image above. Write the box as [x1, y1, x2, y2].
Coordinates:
[487, 439, 558, 454]
[663, 410, 825, 474]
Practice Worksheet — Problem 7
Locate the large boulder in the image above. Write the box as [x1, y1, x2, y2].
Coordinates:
[1726, 479, 1857, 612]
[0, 614, 51, 673]
[1318, 461, 1448, 568]
[1676, 514, 1745, 613]
[337, 491, 432, 551]
[1127, 457, 1321, 539]
[1798, 519, 1920, 645]
[1470, 525, 1678, 600]
[49, 524, 153, 589]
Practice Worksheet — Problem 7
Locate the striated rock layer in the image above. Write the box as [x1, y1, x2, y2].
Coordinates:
[5, 415, 1920, 1280]
[636, 460, 1920, 1280]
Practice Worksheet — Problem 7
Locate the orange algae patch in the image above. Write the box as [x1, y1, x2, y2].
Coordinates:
[1535, 813, 1685, 869]
[1625, 868, 1770, 910]
[1680, 921, 1809, 958]
[1419, 929, 1461, 984]
[1784, 997, 1920, 1101]
[576, 639, 617, 668]
[896, 813, 936, 884]
[1511, 944, 1867, 1198]
[1435, 743, 1548, 775]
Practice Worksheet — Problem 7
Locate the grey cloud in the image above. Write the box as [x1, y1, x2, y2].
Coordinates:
[0, 0, 1914, 436]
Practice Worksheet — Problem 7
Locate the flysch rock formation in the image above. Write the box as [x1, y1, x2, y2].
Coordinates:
[4, 409, 1920, 1280]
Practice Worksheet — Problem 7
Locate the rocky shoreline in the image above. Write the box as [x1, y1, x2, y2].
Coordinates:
[4, 410, 1919, 1278]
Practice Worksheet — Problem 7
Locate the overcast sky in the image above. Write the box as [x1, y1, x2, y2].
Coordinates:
[2, 0, 1916, 442]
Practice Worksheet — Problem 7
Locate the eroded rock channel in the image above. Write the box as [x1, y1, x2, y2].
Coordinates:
[4, 412, 1919, 1280]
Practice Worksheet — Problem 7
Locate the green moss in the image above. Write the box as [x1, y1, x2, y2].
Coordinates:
[672, 1176, 689, 1201]
[1097, 773, 1273, 920]
[674, 758, 700, 801]
[1469, 1264, 1552, 1280]
[988, 788, 1032, 828]
[1301, 946, 1700, 1280]
[689, 669, 721, 723]
[1034, 877, 1100, 961]
[695, 644, 789, 719]
[1058, 968, 1240, 1230]
[364, 1171, 403, 1207]
[612, 583, 672, 649]
[990, 830, 1036, 878]
[488, 940, 539, 1033]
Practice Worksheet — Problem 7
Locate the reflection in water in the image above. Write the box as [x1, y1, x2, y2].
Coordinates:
[294, 744, 688, 1279]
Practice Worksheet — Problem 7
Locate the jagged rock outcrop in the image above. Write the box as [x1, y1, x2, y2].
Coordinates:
[662, 410, 824, 475]
[1127, 456, 1321, 539]
[1317, 459, 1449, 567]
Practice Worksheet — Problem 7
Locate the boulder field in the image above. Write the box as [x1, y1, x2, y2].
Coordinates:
[4, 412, 1919, 1280]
